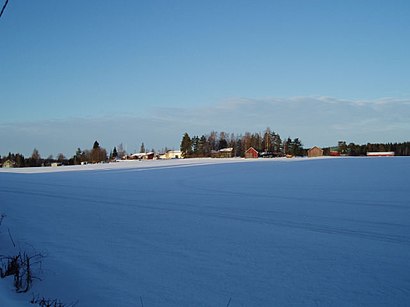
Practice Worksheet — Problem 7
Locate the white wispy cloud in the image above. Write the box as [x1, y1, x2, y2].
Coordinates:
[1, 96, 409, 157]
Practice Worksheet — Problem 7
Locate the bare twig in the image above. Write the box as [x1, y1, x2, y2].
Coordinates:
[0, 0, 9, 19]
[8, 228, 16, 247]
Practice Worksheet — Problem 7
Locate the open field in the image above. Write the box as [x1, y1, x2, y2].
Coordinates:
[1, 157, 410, 306]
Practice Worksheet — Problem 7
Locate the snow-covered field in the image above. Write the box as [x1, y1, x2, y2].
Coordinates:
[1, 157, 409, 306]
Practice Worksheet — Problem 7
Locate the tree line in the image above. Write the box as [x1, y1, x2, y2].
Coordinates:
[180, 128, 304, 157]
[325, 141, 410, 156]
[180, 130, 410, 158]
[0, 141, 114, 167]
[0, 140, 156, 168]
[2, 137, 410, 168]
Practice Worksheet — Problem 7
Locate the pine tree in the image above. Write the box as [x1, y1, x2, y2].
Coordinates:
[91, 141, 107, 163]
[180, 133, 192, 158]
[140, 142, 146, 153]
[199, 135, 208, 156]
[293, 138, 304, 156]
[191, 136, 200, 156]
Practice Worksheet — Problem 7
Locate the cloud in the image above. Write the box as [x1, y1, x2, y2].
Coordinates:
[152, 96, 410, 147]
[1, 96, 409, 157]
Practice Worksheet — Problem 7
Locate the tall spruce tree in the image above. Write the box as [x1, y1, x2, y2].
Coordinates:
[112, 147, 118, 158]
[180, 133, 192, 158]
[140, 142, 146, 153]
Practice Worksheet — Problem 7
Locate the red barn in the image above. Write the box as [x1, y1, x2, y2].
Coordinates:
[245, 147, 259, 159]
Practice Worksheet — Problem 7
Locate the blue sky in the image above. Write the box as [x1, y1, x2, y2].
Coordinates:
[1, 0, 410, 156]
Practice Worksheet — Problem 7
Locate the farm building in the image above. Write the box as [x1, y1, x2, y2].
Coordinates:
[130, 152, 155, 160]
[245, 147, 259, 159]
[211, 148, 233, 158]
[367, 152, 395, 157]
[308, 146, 323, 158]
[159, 150, 182, 159]
[259, 152, 274, 158]
[2, 160, 15, 168]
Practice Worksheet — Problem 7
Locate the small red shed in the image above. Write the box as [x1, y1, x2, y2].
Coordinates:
[245, 147, 259, 159]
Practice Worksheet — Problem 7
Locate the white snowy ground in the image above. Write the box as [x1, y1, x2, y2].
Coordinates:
[0, 157, 409, 306]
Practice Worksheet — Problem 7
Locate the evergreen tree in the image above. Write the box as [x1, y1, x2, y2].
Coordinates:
[112, 147, 118, 159]
[235, 137, 244, 157]
[284, 138, 291, 155]
[15, 153, 25, 167]
[293, 138, 304, 156]
[338, 141, 347, 154]
[140, 142, 146, 153]
[180, 133, 192, 158]
[218, 138, 228, 150]
[73, 148, 83, 165]
[272, 132, 282, 155]
[191, 136, 200, 156]
[199, 135, 208, 156]
[91, 141, 107, 163]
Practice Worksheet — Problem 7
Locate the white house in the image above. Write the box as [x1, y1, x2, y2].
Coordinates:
[159, 150, 182, 159]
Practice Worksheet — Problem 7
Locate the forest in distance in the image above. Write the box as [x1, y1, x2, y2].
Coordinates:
[1, 128, 410, 168]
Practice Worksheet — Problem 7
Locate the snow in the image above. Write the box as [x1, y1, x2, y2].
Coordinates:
[1, 157, 410, 306]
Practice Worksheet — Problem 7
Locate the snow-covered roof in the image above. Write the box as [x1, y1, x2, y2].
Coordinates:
[219, 147, 233, 152]
[366, 152, 395, 156]
[131, 152, 145, 157]
[131, 152, 154, 157]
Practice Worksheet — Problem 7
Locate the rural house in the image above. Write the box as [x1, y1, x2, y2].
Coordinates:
[308, 146, 323, 158]
[245, 147, 259, 159]
[211, 148, 233, 158]
[160, 150, 182, 159]
[1, 159, 15, 168]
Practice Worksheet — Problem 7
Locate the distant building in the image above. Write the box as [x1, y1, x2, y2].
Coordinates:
[245, 147, 258, 159]
[2, 160, 15, 168]
[159, 150, 182, 159]
[308, 146, 323, 158]
[131, 152, 155, 160]
[144, 152, 155, 160]
[259, 152, 274, 158]
[211, 148, 233, 158]
[130, 152, 144, 160]
[367, 152, 395, 157]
